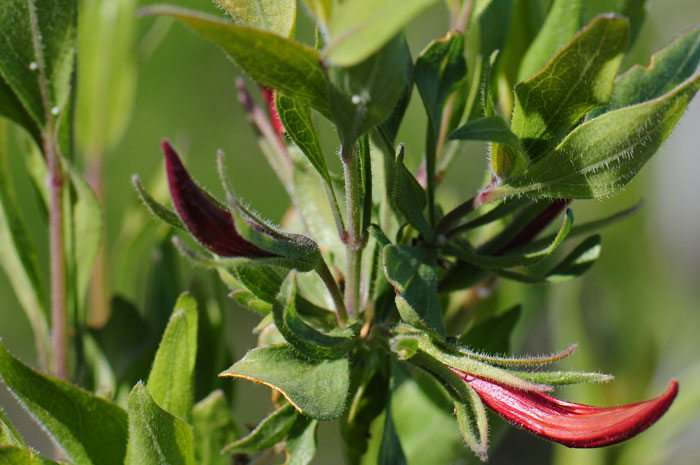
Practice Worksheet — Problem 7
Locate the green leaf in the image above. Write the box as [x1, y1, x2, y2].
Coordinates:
[510, 15, 629, 159]
[0, 341, 128, 465]
[132, 175, 185, 230]
[593, 27, 700, 116]
[448, 116, 521, 149]
[142, 6, 329, 116]
[328, 33, 412, 146]
[76, 0, 138, 155]
[392, 146, 432, 239]
[514, 370, 613, 386]
[0, 446, 60, 465]
[192, 390, 238, 465]
[0, 409, 24, 447]
[517, 0, 584, 81]
[415, 32, 468, 135]
[304, 0, 333, 23]
[323, 0, 438, 66]
[224, 403, 298, 454]
[0, 0, 77, 129]
[460, 305, 521, 355]
[378, 404, 406, 465]
[383, 245, 445, 338]
[0, 121, 48, 366]
[285, 417, 318, 465]
[65, 160, 104, 319]
[220, 343, 350, 420]
[445, 208, 574, 268]
[497, 75, 700, 199]
[272, 272, 359, 360]
[125, 383, 196, 465]
[234, 264, 287, 303]
[214, 0, 296, 38]
[147, 293, 198, 420]
[0, 78, 40, 144]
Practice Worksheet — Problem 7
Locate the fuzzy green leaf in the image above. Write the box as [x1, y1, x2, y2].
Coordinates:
[214, 0, 296, 37]
[224, 403, 298, 454]
[142, 6, 329, 116]
[0, 0, 77, 129]
[328, 34, 412, 146]
[0, 341, 128, 465]
[514, 370, 614, 386]
[0, 409, 23, 447]
[593, 26, 700, 116]
[511, 15, 629, 159]
[448, 116, 521, 149]
[285, 417, 318, 465]
[132, 175, 185, 230]
[392, 147, 432, 239]
[272, 272, 359, 360]
[0, 446, 60, 465]
[415, 32, 468, 135]
[497, 76, 700, 199]
[192, 390, 238, 465]
[146, 293, 198, 420]
[0, 79, 40, 144]
[517, 0, 584, 81]
[324, 0, 438, 66]
[383, 245, 445, 338]
[221, 344, 350, 420]
[125, 383, 196, 465]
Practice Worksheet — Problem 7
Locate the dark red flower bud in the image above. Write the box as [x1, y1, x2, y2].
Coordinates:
[451, 369, 678, 448]
[163, 140, 273, 258]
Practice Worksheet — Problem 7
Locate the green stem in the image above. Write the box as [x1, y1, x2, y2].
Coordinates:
[341, 142, 364, 318]
[316, 259, 348, 325]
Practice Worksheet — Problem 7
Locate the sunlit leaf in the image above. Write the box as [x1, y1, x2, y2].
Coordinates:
[214, 0, 296, 37]
[224, 403, 298, 454]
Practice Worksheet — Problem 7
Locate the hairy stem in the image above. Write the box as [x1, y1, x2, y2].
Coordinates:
[341, 142, 363, 318]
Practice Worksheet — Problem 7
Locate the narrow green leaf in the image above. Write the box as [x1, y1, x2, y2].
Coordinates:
[454, 394, 488, 461]
[132, 175, 185, 230]
[285, 417, 318, 465]
[383, 245, 445, 338]
[272, 272, 359, 360]
[415, 32, 468, 135]
[234, 264, 287, 302]
[0, 446, 60, 465]
[0, 78, 41, 144]
[457, 343, 576, 369]
[125, 383, 196, 465]
[0, 409, 24, 447]
[378, 404, 406, 465]
[593, 26, 700, 116]
[445, 208, 573, 268]
[0, 0, 77, 128]
[0, 121, 48, 366]
[224, 403, 298, 454]
[448, 198, 528, 235]
[142, 6, 329, 116]
[220, 344, 350, 420]
[214, 0, 296, 38]
[498, 76, 700, 199]
[65, 160, 104, 318]
[328, 33, 412, 146]
[514, 370, 614, 386]
[147, 292, 198, 420]
[392, 146, 432, 239]
[517, 0, 584, 81]
[511, 15, 629, 159]
[0, 341, 128, 465]
[192, 390, 238, 465]
[230, 290, 272, 315]
[460, 305, 521, 355]
[324, 0, 438, 66]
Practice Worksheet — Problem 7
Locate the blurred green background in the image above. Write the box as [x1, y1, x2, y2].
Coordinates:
[1, 0, 700, 463]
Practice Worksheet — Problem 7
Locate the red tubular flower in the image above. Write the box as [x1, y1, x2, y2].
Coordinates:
[259, 86, 285, 142]
[451, 369, 678, 448]
[163, 140, 273, 258]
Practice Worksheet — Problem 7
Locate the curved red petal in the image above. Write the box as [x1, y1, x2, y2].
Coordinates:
[453, 370, 678, 448]
[163, 140, 272, 258]
[260, 86, 285, 141]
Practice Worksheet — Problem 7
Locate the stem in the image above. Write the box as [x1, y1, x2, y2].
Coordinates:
[316, 260, 348, 325]
[341, 142, 364, 318]
[85, 155, 109, 328]
[28, 0, 68, 379]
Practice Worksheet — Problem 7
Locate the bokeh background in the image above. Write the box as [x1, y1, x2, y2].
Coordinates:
[1, 0, 699, 463]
